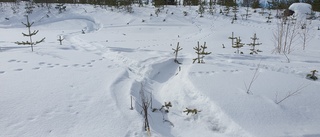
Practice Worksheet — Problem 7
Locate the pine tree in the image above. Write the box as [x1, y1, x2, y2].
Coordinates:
[172, 42, 183, 64]
[232, 5, 239, 21]
[198, 1, 205, 17]
[15, 15, 45, 52]
[232, 37, 244, 54]
[208, 0, 216, 15]
[193, 42, 211, 63]
[247, 33, 262, 54]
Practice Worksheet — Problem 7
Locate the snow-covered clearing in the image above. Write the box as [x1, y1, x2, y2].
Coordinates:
[1, 3, 320, 137]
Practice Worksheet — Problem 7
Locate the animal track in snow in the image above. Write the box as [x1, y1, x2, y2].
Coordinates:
[0, 71, 5, 74]
[231, 61, 306, 78]
[189, 69, 240, 76]
[8, 59, 28, 63]
[32, 67, 40, 70]
[8, 59, 16, 62]
[14, 68, 23, 71]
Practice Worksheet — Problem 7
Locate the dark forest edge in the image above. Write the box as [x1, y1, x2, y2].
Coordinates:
[0, 0, 319, 12]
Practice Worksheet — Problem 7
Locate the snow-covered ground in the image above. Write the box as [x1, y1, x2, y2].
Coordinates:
[1, 3, 320, 137]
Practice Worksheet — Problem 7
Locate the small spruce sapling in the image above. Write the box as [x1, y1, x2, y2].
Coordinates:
[244, 7, 251, 20]
[155, 8, 160, 17]
[55, 3, 66, 14]
[266, 12, 272, 23]
[57, 35, 64, 45]
[172, 42, 183, 64]
[15, 15, 45, 52]
[232, 6, 238, 21]
[306, 70, 318, 81]
[223, 7, 230, 16]
[228, 32, 237, 47]
[198, 2, 205, 17]
[247, 33, 262, 54]
[232, 37, 244, 54]
[192, 42, 211, 64]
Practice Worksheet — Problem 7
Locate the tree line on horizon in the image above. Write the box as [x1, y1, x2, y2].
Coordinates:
[0, 0, 319, 11]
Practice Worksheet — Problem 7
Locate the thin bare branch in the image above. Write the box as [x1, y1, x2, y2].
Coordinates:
[275, 84, 309, 104]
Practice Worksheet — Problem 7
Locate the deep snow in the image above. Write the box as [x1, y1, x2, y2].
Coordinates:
[1, 2, 320, 137]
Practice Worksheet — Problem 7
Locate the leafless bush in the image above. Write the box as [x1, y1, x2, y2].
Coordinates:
[136, 84, 151, 134]
[273, 16, 299, 55]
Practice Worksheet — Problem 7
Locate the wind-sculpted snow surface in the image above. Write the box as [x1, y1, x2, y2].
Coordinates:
[1, 3, 320, 137]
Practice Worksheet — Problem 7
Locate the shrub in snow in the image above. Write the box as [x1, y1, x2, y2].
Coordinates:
[183, 108, 201, 115]
[15, 15, 45, 52]
[273, 15, 298, 54]
[247, 33, 262, 54]
[152, 101, 172, 113]
[192, 41, 211, 64]
[306, 70, 318, 81]
[172, 42, 183, 64]
[138, 84, 151, 134]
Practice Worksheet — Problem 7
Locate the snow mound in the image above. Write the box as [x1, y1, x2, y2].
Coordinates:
[289, 3, 312, 20]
